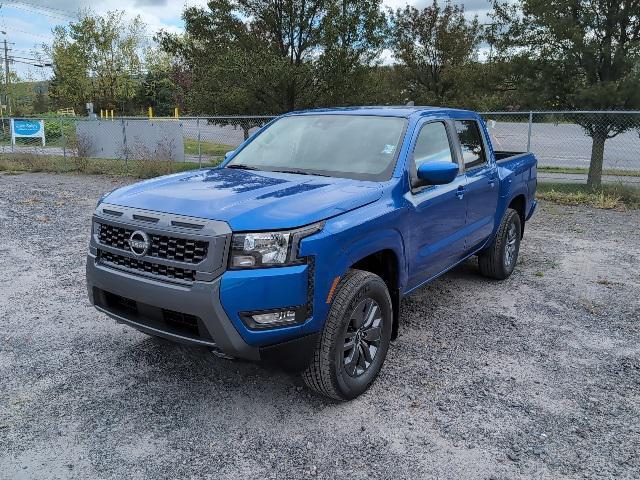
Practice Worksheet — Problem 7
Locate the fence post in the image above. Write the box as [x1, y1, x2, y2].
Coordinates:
[60, 116, 67, 162]
[526, 111, 533, 152]
[121, 117, 128, 173]
[197, 116, 202, 167]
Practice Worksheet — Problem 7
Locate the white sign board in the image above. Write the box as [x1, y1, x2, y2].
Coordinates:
[11, 118, 46, 146]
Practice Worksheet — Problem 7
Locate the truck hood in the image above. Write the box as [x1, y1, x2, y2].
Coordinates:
[104, 167, 383, 231]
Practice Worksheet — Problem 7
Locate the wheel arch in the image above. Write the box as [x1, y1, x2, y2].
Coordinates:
[350, 248, 402, 340]
[508, 193, 527, 237]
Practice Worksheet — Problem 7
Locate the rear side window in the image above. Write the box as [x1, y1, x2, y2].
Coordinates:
[455, 120, 486, 169]
[413, 122, 454, 169]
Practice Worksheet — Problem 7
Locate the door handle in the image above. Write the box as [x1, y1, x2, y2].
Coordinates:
[488, 171, 498, 188]
[456, 185, 465, 199]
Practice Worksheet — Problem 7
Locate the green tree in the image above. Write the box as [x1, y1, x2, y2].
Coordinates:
[32, 89, 49, 114]
[159, 0, 389, 114]
[136, 48, 179, 116]
[46, 10, 146, 114]
[159, 0, 326, 115]
[315, 0, 388, 106]
[389, 0, 482, 106]
[491, 0, 640, 186]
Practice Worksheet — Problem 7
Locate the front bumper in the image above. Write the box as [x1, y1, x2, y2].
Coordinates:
[87, 253, 261, 359]
[87, 254, 319, 370]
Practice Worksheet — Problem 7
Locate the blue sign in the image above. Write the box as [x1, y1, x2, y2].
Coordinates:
[13, 119, 42, 136]
[11, 118, 46, 146]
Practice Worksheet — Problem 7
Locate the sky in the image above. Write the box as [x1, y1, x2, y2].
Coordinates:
[0, 0, 495, 80]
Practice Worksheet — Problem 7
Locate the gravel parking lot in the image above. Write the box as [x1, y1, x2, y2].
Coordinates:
[1, 172, 639, 480]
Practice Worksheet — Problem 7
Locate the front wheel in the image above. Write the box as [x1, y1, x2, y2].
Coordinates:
[478, 208, 522, 280]
[302, 269, 392, 400]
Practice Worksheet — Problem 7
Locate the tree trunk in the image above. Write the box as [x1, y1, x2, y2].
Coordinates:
[587, 129, 606, 188]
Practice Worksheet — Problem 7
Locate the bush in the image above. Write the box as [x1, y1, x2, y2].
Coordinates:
[44, 119, 75, 142]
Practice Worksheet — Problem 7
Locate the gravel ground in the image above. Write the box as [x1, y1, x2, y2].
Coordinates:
[1, 172, 639, 480]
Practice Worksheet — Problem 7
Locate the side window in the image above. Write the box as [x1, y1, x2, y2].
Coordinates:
[413, 122, 454, 170]
[455, 120, 486, 169]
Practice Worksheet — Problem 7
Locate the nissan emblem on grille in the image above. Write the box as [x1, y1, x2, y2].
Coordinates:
[128, 230, 150, 257]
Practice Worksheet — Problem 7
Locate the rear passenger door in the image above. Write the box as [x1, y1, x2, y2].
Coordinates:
[405, 120, 467, 289]
[454, 120, 499, 251]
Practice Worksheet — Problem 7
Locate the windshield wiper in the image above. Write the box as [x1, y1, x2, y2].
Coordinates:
[272, 168, 331, 177]
[226, 164, 261, 171]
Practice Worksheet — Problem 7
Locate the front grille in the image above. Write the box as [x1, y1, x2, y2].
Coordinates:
[97, 222, 208, 264]
[99, 250, 196, 281]
[162, 309, 199, 336]
[97, 289, 207, 340]
[104, 291, 138, 316]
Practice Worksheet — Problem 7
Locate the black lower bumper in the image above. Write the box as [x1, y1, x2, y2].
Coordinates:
[87, 254, 260, 360]
[86, 255, 318, 371]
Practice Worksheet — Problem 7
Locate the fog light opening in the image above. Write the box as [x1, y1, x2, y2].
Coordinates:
[241, 305, 307, 329]
[252, 309, 297, 325]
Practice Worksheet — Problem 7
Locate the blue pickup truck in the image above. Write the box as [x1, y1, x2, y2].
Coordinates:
[87, 107, 537, 400]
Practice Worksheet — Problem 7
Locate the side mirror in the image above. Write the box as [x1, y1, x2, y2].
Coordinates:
[416, 161, 459, 186]
[224, 150, 235, 160]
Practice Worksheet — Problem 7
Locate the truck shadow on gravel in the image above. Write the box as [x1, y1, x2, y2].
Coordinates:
[111, 258, 484, 407]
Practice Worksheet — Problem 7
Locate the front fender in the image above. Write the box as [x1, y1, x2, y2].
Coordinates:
[298, 203, 407, 335]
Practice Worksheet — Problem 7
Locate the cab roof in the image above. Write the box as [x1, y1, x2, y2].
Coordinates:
[286, 105, 477, 119]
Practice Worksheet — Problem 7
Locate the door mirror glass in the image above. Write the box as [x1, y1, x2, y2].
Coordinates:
[417, 161, 459, 185]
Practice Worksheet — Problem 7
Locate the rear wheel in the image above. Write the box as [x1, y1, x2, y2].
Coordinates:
[478, 208, 522, 280]
[302, 269, 392, 400]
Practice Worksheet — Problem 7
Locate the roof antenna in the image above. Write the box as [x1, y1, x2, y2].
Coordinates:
[406, 100, 415, 106]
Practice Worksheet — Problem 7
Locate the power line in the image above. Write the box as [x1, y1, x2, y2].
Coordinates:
[10, 54, 52, 62]
[11, 58, 51, 67]
[8, 47, 48, 55]
[1, 1, 76, 21]
[6, 0, 77, 17]
[3, 27, 52, 40]
[5, 0, 78, 20]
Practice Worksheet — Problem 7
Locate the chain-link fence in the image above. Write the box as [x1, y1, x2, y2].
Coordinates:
[2, 112, 639, 180]
[481, 111, 640, 175]
[0, 116, 276, 167]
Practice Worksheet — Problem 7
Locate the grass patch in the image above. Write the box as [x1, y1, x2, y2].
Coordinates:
[0, 137, 67, 149]
[537, 182, 640, 209]
[184, 138, 234, 157]
[538, 166, 640, 177]
[0, 153, 221, 179]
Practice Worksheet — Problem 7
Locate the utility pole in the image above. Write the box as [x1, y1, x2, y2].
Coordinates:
[4, 38, 9, 116]
[0, 5, 6, 119]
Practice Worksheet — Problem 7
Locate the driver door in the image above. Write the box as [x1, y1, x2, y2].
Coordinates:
[405, 120, 467, 290]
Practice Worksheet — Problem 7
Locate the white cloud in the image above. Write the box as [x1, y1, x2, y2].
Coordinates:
[14, 0, 209, 38]
[22, 0, 494, 36]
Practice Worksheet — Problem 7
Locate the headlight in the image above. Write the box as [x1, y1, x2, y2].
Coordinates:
[229, 222, 323, 269]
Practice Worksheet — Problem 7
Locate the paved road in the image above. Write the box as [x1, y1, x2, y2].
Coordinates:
[486, 121, 640, 170]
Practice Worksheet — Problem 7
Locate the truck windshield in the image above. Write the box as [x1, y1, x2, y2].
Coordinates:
[226, 115, 407, 181]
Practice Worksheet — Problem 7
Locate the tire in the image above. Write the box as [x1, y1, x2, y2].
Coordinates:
[478, 208, 522, 280]
[302, 269, 393, 400]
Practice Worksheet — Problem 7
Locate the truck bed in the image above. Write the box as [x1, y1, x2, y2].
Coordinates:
[494, 151, 530, 162]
